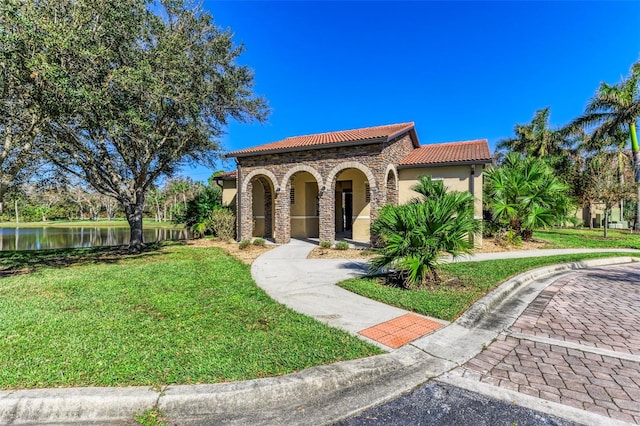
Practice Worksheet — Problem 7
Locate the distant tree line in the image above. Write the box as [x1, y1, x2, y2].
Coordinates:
[3, 176, 212, 225]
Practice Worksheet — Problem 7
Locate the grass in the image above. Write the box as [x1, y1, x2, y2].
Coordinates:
[0, 219, 182, 229]
[0, 243, 381, 390]
[535, 228, 640, 249]
[338, 252, 640, 322]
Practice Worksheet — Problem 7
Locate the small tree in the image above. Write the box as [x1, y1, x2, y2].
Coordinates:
[370, 176, 479, 288]
[484, 153, 573, 240]
[584, 153, 634, 237]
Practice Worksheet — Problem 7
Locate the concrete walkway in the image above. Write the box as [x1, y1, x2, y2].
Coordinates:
[252, 240, 640, 347]
[1, 243, 639, 425]
[251, 239, 448, 343]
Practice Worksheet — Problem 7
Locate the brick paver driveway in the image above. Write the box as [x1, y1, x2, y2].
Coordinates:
[452, 263, 640, 424]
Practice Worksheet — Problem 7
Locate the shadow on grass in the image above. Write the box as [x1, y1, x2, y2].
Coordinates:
[0, 242, 169, 276]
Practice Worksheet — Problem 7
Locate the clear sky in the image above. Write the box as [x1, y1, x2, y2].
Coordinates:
[181, 1, 640, 182]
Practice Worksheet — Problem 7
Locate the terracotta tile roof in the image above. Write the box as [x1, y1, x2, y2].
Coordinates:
[228, 122, 416, 157]
[400, 139, 492, 167]
[214, 170, 237, 180]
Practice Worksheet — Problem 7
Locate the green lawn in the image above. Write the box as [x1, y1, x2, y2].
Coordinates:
[0, 244, 381, 390]
[535, 228, 640, 249]
[338, 252, 640, 322]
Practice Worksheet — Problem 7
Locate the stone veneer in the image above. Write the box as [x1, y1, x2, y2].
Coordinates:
[236, 133, 415, 244]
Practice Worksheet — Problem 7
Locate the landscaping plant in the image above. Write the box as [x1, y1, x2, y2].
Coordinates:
[335, 241, 349, 250]
[484, 153, 573, 240]
[370, 176, 479, 288]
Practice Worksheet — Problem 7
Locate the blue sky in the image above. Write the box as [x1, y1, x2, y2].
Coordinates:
[182, 1, 640, 182]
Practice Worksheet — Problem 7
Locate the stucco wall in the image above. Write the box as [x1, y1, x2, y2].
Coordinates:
[221, 181, 237, 209]
[290, 172, 320, 238]
[398, 164, 484, 218]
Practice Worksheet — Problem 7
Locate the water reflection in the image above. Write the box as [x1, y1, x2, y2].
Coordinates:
[0, 226, 190, 251]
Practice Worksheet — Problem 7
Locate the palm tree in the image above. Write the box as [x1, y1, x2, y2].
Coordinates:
[497, 107, 568, 159]
[370, 177, 479, 288]
[569, 61, 640, 229]
[579, 127, 630, 223]
[484, 153, 573, 240]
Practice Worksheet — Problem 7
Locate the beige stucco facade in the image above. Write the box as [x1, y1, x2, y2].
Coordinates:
[398, 164, 485, 219]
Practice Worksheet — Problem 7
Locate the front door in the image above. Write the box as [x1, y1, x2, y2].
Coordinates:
[344, 190, 353, 231]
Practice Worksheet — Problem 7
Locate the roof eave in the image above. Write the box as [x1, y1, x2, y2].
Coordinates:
[398, 158, 493, 169]
[227, 137, 388, 158]
[386, 126, 420, 148]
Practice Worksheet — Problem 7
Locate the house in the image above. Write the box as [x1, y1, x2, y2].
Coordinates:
[221, 122, 492, 245]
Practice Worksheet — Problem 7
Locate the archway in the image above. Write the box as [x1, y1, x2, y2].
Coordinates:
[333, 168, 371, 242]
[286, 171, 320, 239]
[249, 175, 275, 238]
[385, 166, 398, 206]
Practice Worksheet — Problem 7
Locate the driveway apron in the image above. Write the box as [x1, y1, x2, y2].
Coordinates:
[445, 263, 640, 424]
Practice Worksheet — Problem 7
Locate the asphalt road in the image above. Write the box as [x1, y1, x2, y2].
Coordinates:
[335, 381, 579, 426]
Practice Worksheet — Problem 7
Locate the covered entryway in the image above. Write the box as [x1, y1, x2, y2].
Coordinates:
[287, 171, 320, 239]
[250, 175, 275, 238]
[334, 168, 371, 242]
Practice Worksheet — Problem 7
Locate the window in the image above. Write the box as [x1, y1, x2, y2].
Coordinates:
[290, 187, 295, 204]
[365, 183, 370, 203]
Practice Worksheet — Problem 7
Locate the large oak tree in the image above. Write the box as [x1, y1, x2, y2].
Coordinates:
[4, 0, 268, 251]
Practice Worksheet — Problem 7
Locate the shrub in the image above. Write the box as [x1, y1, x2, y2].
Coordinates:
[319, 241, 332, 249]
[239, 239, 250, 249]
[190, 221, 208, 239]
[252, 238, 266, 246]
[370, 176, 479, 288]
[335, 241, 349, 250]
[495, 228, 522, 247]
[484, 153, 573, 240]
[210, 209, 236, 241]
[175, 186, 222, 228]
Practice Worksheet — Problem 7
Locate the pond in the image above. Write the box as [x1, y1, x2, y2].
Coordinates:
[0, 226, 190, 251]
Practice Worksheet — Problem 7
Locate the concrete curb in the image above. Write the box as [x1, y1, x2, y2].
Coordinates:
[1, 256, 637, 425]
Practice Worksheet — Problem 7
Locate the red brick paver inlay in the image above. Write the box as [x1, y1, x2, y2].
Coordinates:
[359, 313, 443, 348]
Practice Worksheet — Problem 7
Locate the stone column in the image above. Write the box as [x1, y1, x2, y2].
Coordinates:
[240, 179, 254, 241]
[274, 188, 290, 244]
[369, 186, 384, 245]
[319, 187, 335, 243]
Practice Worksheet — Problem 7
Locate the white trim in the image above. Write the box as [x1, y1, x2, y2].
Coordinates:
[354, 216, 371, 220]
[291, 216, 320, 219]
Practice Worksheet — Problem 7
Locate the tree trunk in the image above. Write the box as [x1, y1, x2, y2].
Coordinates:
[125, 204, 145, 253]
[14, 199, 18, 225]
[636, 184, 640, 233]
[603, 208, 609, 238]
[124, 194, 145, 253]
[630, 124, 640, 231]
